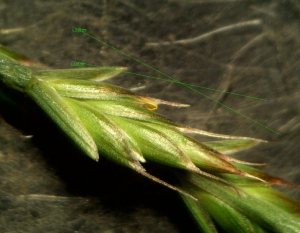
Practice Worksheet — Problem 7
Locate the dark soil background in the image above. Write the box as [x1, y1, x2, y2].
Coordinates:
[0, 0, 300, 232]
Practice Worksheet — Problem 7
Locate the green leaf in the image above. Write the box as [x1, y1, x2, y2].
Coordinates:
[26, 77, 99, 161]
[242, 186, 300, 214]
[183, 173, 300, 233]
[86, 100, 178, 126]
[152, 124, 246, 175]
[199, 192, 266, 233]
[0, 45, 30, 63]
[64, 97, 145, 169]
[203, 139, 261, 155]
[36, 67, 126, 81]
[46, 78, 158, 109]
[180, 193, 218, 233]
[111, 116, 197, 171]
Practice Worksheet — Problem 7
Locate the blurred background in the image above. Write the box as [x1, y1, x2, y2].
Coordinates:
[0, 0, 300, 232]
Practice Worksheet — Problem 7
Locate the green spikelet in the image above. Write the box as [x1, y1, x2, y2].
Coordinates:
[0, 47, 299, 232]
